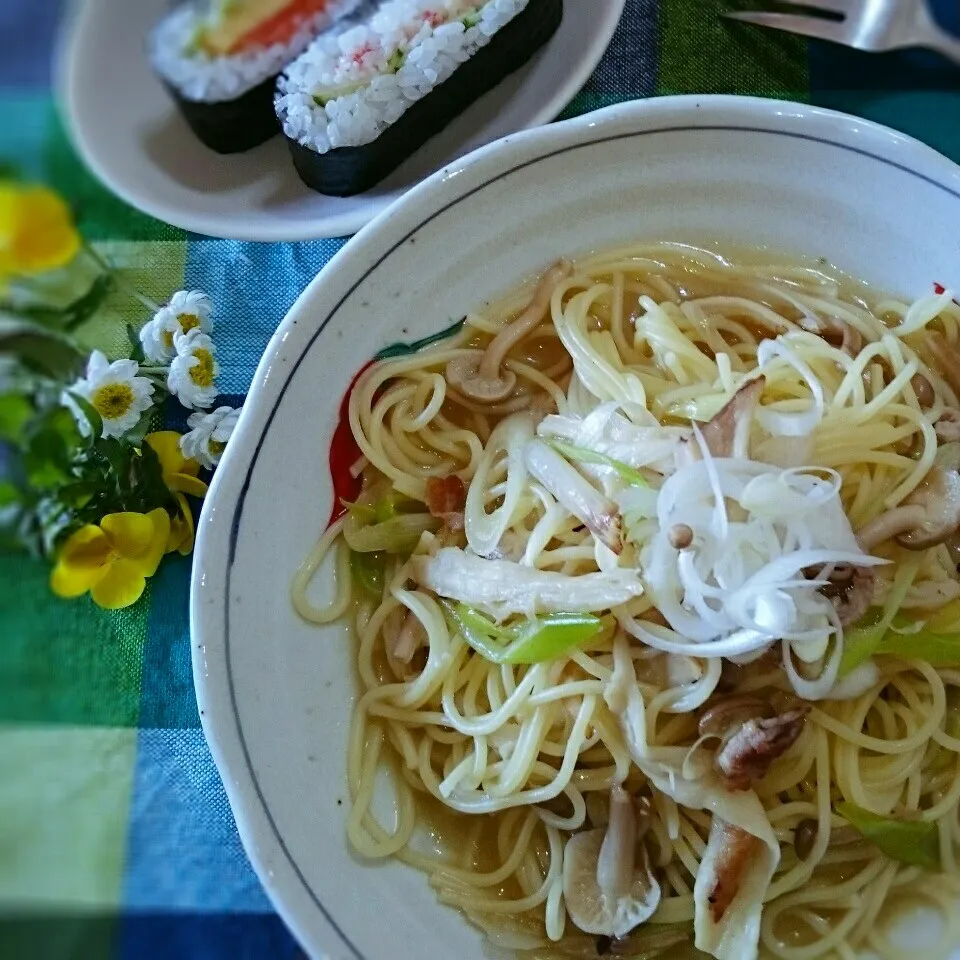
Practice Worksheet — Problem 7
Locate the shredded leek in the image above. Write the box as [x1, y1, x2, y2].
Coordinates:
[547, 439, 648, 488]
[351, 550, 386, 598]
[442, 601, 603, 665]
[872, 617, 960, 665]
[839, 555, 922, 676]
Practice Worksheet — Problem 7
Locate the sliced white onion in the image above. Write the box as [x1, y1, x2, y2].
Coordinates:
[524, 438, 622, 553]
[756, 337, 825, 437]
[465, 413, 535, 557]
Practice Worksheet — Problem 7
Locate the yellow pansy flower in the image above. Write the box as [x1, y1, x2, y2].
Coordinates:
[144, 431, 208, 554]
[50, 509, 170, 609]
[0, 182, 81, 279]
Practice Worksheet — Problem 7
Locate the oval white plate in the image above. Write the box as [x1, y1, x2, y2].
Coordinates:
[58, 0, 625, 241]
[192, 96, 960, 959]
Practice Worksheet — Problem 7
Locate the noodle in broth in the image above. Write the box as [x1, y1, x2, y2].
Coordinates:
[294, 243, 960, 960]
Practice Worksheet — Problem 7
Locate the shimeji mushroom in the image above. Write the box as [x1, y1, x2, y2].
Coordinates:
[858, 443, 960, 551]
[445, 261, 572, 403]
[562, 786, 661, 939]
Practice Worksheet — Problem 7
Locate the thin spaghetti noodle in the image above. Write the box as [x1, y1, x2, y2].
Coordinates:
[294, 243, 960, 959]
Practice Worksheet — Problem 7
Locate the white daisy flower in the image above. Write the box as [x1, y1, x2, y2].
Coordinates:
[64, 350, 155, 440]
[140, 289, 213, 363]
[180, 405, 241, 469]
[168, 327, 220, 410]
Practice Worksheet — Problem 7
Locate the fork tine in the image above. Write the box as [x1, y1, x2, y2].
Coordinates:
[723, 11, 846, 43]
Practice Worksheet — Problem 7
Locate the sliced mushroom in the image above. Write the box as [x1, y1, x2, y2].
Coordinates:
[714, 705, 810, 791]
[936, 409, 960, 443]
[852, 444, 960, 552]
[691, 376, 766, 460]
[817, 318, 863, 358]
[563, 787, 660, 939]
[912, 373, 936, 409]
[445, 260, 572, 402]
[820, 564, 876, 626]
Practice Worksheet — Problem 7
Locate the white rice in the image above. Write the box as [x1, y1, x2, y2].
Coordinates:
[276, 0, 529, 153]
[150, 0, 365, 103]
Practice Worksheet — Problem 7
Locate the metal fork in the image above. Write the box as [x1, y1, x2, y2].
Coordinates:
[725, 0, 960, 65]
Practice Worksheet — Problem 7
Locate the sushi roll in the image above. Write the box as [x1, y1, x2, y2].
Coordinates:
[150, 0, 364, 154]
[275, 0, 563, 196]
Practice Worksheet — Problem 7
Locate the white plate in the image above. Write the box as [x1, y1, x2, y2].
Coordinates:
[57, 0, 625, 241]
[191, 96, 960, 959]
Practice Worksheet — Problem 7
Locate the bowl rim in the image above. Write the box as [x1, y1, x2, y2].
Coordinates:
[190, 93, 960, 959]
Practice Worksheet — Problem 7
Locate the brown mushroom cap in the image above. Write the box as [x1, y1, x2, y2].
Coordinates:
[445, 260, 572, 404]
[445, 351, 517, 402]
[895, 442, 960, 549]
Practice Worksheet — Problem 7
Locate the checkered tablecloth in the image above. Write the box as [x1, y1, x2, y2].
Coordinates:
[2, 1, 959, 957]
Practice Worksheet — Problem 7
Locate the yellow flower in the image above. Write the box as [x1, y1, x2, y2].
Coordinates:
[50, 509, 171, 609]
[0, 182, 81, 279]
[144, 431, 208, 554]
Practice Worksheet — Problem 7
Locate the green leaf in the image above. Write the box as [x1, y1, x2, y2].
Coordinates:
[24, 428, 70, 488]
[0, 481, 21, 508]
[61, 273, 114, 331]
[130, 440, 174, 513]
[65, 391, 103, 445]
[125, 409, 154, 448]
[547, 438, 649, 487]
[126, 323, 146, 363]
[0, 393, 33, 442]
[836, 802, 940, 869]
[0, 315, 85, 380]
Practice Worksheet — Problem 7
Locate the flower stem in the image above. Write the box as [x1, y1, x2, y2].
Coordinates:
[83, 243, 162, 313]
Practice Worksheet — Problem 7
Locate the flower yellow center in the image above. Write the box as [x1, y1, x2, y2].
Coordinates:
[178, 313, 201, 334]
[209, 439, 226, 455]
[189, 348, 215, 387]
[161, 330, 174, 350]
[92, 383, 134, 420]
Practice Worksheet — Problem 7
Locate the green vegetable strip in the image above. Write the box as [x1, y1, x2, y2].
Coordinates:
[546, 439, 649, 488]
[441, 601, 603, 665]
[350, 550, 386, 599]
[836, 801, 940, 870]
[873, 616, 960, 665]
[839, 555, 921, 676]
[442, 601, 511, 663]
[501, 613, 603, 664]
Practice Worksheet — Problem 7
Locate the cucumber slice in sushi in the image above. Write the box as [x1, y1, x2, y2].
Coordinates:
[149, 0, 364, 154]
[276, 0, 564, 195]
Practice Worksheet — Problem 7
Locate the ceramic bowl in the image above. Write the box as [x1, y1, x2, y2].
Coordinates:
[192, 95, 960, 960]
